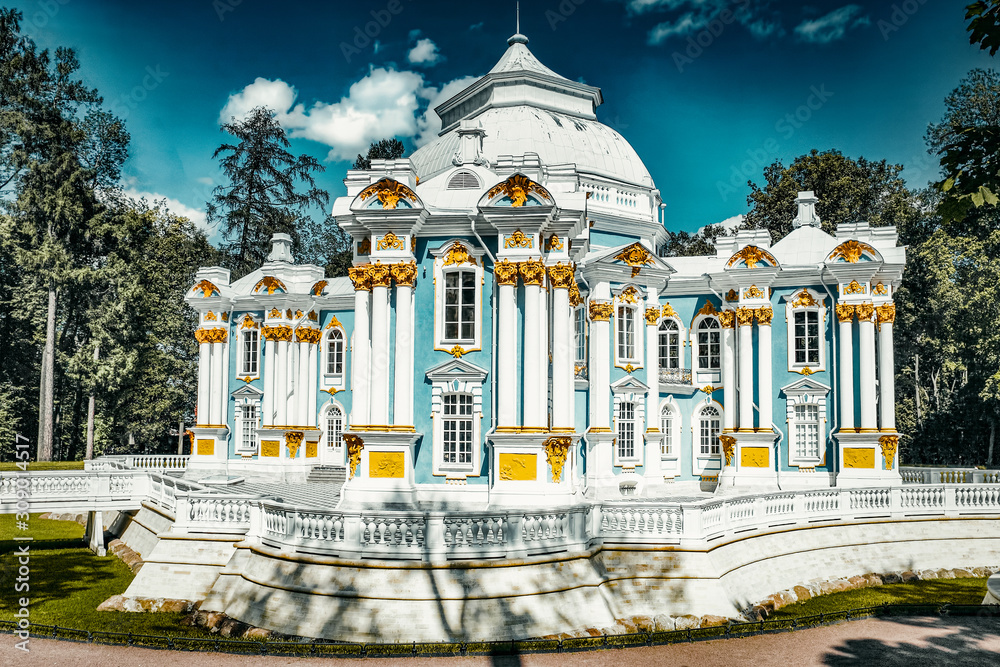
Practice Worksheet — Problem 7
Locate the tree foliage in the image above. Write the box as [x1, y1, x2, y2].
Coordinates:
[967, 1, 1000, 56]
[352, 138, 405, 170]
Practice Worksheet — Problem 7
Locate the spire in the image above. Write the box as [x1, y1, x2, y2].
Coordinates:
[508, 0, 528, 45]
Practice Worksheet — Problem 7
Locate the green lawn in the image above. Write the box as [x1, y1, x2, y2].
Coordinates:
[771, 578, 989, 618]
[0, 514, 213, 638]
[0, 461, 85, 472]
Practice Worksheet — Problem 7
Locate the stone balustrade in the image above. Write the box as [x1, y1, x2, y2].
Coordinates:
[900, 466, 1000, 484]
[85, 455, 190, 472]
[0, 471, 150, 514]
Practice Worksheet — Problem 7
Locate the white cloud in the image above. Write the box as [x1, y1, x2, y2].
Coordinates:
[218, 77, 297, 124]
[196, 176, 213, 186]
[416, 75, 482, 146]
[794, 4, 867, 44]
[469, 21, 484, 30]
[639, 0, 787, 44]
[407, 37, 442, 66]
[126, 188, 210, 233]
[699, 214, 744, 235]
[648, 13, 704, 45]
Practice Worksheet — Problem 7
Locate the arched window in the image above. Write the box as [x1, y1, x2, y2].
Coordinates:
[698, 405, 721, 456]
[660, 404, 675, 458]
[447, 170, 481, 189]
[326, 329, 344, 378]
[325, 405, 344, 452]
[616, 400, 637, 460]
[696, 318, 721, 371]
[616, 305, 637, 363]
[658, 319, 680, 370]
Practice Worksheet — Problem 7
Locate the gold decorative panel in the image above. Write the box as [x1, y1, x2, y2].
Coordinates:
[843, 447, 875, 469]
[369, 451, 405, 478]
[196, 439, 214, 456]
[740, 447, 770, 468]
[306, 441, 318, 458]
[260, 440, 280, 458]
[499, 453, 537, 481]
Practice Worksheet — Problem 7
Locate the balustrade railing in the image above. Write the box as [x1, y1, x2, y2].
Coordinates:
[900, 467, 1000, 484]
[659, 368, 693, 385]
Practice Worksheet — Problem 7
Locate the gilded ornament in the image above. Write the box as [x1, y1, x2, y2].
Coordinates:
[735, 308, 755, 327]
[589, 301, 614, 321]
[308, 310, 317, 321]
[876, 303, 896, 325]
[544, 436, 572, 483]
[725, 289, 739, 301]
[726, 245, 776, 269]
[295, 310, 303, 319]
[442, 242, 477, 266]
[221, 312, 229, 322]
[645, 307, 660, 325]
[844, 280, 866, 295]
[830, 239, 874, 264]
[519, 259, 546, 286]
[548, 263, 575, 289]
[260, 440, 279, 458]
[285, 431, 304, 458]
[204, 311, 217, 321]
[241, 314, 258, 329]
[613, 242, 655, 278]
[494, 258, 519, 286]
[357, 238, 371, 255]
[879, 434, 898, 470]
[391, 261, 418, 286]
[662, 303, 678, 319]
[486, 173, 551, 207]
[872, 282, 889, 296]
[194, 327, 228, 344]
[295, 327, 322, 344]
[253, 276, 286, 295]
[624, 364, 636, 374]
[504, 229, 534, 249]
[755, 307, 774, 325]
[618, 285, 641, 304]
[791, 289, 819, 308]
[798, 367, 815, 376]
[268, 307, 281, 319]
[376, 231, 405, 251]
[696, 301, 720, 318]
[358, 178, 418, 210]
[348, 265, 373, 291]
[720, 435, 736, 467]
[449, 345, 466, 358]
[745, 285, 765, 299]
[367, 262, 391, 289]
[322, 387, 340, 396]
[701, 385, 717, 394]
[192, 279, 219, 298]
[311, 280, 328, 296]
[835, 304, 856, 322]
[369, 451, 405, 478]
[411, 235, 416, 253]
[261, 325, 293, 342]
[344, 434, 364, 478]
[545, 234, 564, 251]
[719, 310, 736, 328]
[325, 315, 343, 329]
[855, 302, 875, 322]
[286, 309, 293, 319]
[568, 281, 583, 307]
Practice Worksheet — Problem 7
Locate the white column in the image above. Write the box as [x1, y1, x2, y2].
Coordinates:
[721, 314, 736, 432]
[393, 269, 415, 426]
[838, 306, 855, 431]
[737, 309, 754, 431]
[551, 281, 572, 429]
[644, 301, 660, 478]
[275, 339, 288, 426]
[756, 308, 773, 432]
[878, 306, 896, 432]
[589, 282, 612, 431]
[307, 339, 317, 428]
[297, 339, 310, 427]
[523, 281, 544, 428]
[263, 337, 275, 426]
[209, 341, 225, 425]
[497, 275, 518, 427]
[370, 271, 391, 426]
[350, 267, 372, 427]
[197, 340, 210, 425]
[221, 331, 230, 427]
[858, 304, 877, 432]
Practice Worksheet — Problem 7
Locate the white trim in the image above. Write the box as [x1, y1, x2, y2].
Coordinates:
[322, 326, 347, 390]
[691, 398, 723, 476]
[427, 358, 487, 478]
[319, 399, 349, 466]
[690, 314, 722, 384]
[431, 239, 485, 353]
[781, 377, 831, 467]
[611, 376, 649, 467]
[783, 288, 828, 374]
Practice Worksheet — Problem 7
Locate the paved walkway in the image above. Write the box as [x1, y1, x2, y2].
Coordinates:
[4, 616, 999, 666]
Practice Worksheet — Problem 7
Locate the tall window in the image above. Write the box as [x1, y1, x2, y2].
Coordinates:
[442, 394, 474, 468]
[794, 404, 821, 459]
[658, 320, 680, 370]
[697, 318, 721, 370]
[699, 405, 721, 456]
[326, 329, 344, 377]
[240, 404, 258, 451]
[793, 311, 820, 365]
[444, 270, 476, 342]
[617, 306, 635, 361]
[241, 329, 259, 376]
[616, 401, 636, 460]
[325, 406, 344, 451]
[660, 405, 674, 458]
[574, 308, 587, 363]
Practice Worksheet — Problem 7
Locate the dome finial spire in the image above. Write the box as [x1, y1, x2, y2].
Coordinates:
[508, 1, 529, 45]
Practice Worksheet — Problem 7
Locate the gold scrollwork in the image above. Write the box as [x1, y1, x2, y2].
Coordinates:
[879, 434, 898, 470]
[358, 178, 418, 210]
[390, 261, 417, 286]
[221, 312, 229, 322]
[696, 301, 720, 318]
[745, 285, 765, 299]
[835, 303, 856, 322]
[449, 345, 466, 358]
[624, 364, 636, 374]
[286, 309, 294, 319]
[545, 234, 564, 251]
[855, 302, 875, 322]
[791, 289, 819, 308]
[701, 385, 717, 394]
[253, 276, 286, 295]
[720, 435, 736, 467]
[618, 285, 640, 304]
[735, 308, 755, 327]
[872, 282, 889, 296]
[727, 245, 777, 269]
[830, 239, 874, 264]
[261, 325, 293, 342]
[357, 237, 371, 255]
[719, 310, 736, 328]
[348, 265, 372, 291]
[344, 434, 364, 478]
[295, 310, 303, 319]
[725, 289, 739, 301]
[194, 328, 228, 344]
[443, 242, 478, 266]
[755, 307, 774, 325]
[487, 173, 551, 207]
[204, 311, 217, 321]
[645, 307, 660, 325]
[569, 282, 583, 307]
[544, 436, 572, 483]
[876, 303, 896, 326]
[285, 431, 304, 458]
[844, 280, 866, 295]
[325, 315, 343, 329]
[295, 327, 322, 344]
[613, 242, 655, 278]
[369, 262, 392, 288]
[662, 303, 677, 319]
[797, 367, 815, 375]
[311, 280, 328, 296]
[589, 301, 614, 321]
[519, 259, 546, 286]
[308, 310, 317, 321]
[241, 314, 258, 329]
[494, 258, 519, 286]
[192, 279, 219, 297]
[268, 307, 281, 319]
[548, 263, 575, 289]
[504, 229, 534, 249]
[376, 231, 405, 251]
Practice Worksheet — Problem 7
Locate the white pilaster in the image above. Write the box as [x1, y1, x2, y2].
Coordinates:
[878, 311, 896, 432]
[498, 281, 518, 427]
[307, 339, 317, 428]
[756, 309, 772, 432]
[370, 282, 390, 425]
[838, 310, 855, 431]
[589, 282, 612, 431]
[297, 340, 310, 427]
[393, 282, 414, 426]
[551, 284, 572, 429]
[721, 316, 736, 432]
[197, 341, 210, 425]
[859, 306, 877, 432]
[738, 310, 754, 431]
[523, 283, 544, 428]
[351, 283, 371, 427]
[275, 340, 288, 426]
[209, 341, 224, 425]
[263, 337, 275, 426]
[644, 300, 660, 480]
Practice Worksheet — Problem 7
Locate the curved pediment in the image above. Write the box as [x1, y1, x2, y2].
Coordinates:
[826, 239, 882, 264]
[353, 178, 421, 211]
[481, 173, 552, 208]
[726, 245, 779, 270]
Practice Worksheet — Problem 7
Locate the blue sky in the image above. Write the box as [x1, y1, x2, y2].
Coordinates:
[11, 0, 996, 237]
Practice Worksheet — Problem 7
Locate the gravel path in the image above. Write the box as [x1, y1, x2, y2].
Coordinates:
[3, 616, 999, 666]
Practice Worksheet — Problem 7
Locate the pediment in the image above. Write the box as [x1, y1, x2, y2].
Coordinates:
[232, 384, 264, 398]
[426, 357, 489, 382]
[610, 375, 650, 394]
[780, 377, 831, 397]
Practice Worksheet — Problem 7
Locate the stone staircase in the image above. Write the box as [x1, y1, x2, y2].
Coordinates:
[307, 465, 347, 486]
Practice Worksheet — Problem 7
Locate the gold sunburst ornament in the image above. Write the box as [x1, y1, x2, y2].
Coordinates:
[613, 243, 655, 278]
[726, 245, 777, 269]
[504, 229, 534, 249]
[486, 173, 551, 207]
[830, 239, 874, 264]
[358, 178, 418, 210]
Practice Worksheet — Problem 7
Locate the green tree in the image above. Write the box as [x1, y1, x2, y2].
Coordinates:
[298, 214, 354, 278]
[659, 223, 729, 257]
[967, 1, 1000, 55]
[208, 106, 328, 277]
[352, 138, 405, 170]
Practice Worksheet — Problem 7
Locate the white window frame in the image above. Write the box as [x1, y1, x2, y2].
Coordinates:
[614, 287, 644, 369]
[781, 377, 830, 467]
[691, 400, 723, 476]
[323, 327, 347, 389]
[427, 358, 487, 478]
[232, 385, 263, 455]
[793, 404, 821, 460]
[659, 400, 680, 460]
[616, 400, 638, 462]
[321, 401, 347, 459]
[657, 318, 682, 371]
[236, 315, 261, 381]
[441, 393, 475, 470]
[431, 240, 485, 353]
[610, 377, 649, 467]
[691, 315, 722, 384]
[574, 306, 587, 364]
[784, 288, 827, 374]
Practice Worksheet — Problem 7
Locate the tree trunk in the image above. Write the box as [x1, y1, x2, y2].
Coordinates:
[914, 354, 922, 427]
[989, 419, 996, 467]
[177, 420, 184, 455]
[85, 344, 99, 460]
[36, 285, 56, 461]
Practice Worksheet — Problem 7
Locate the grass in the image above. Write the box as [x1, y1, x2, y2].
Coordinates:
[771, 578, 989, 619]
[0, 461, 85, 472]
[0, 514, 213, 638]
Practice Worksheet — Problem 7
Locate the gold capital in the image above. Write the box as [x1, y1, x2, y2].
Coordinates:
[856, 302, 875, 322]
[589, 301, 614, 321]
[494, 258, 519, 286]
[835, 303, 856, 322]
[876, 303, 896, 325]
[735, 307, 755, 327]
[369, 262, 392, 288]
[719, 310, 736, 328]
[348, 265, 372, 291]
[519, 259, 546, 286]
[645, 307, 660, 325]
[548, 262, 575, 289]
[390, 261, 417, 287]
[755, 306, 773, 326]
